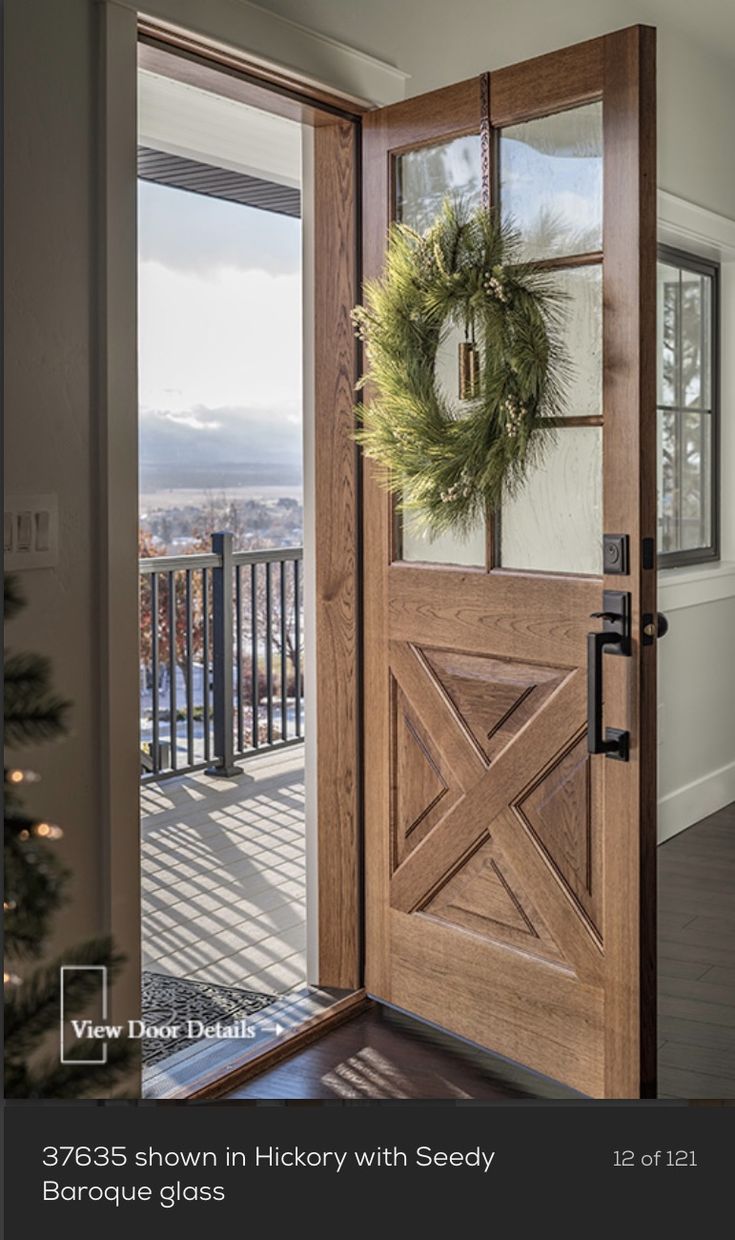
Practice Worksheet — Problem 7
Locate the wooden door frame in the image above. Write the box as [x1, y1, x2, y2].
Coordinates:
[311, 115, 363, 987]
[96, 5, 375, 1097]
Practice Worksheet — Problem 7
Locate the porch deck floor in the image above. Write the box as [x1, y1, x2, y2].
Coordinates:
[140, 745, 307, 994]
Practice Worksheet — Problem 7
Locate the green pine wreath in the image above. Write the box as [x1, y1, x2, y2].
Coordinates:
[353, 200, 569, 534]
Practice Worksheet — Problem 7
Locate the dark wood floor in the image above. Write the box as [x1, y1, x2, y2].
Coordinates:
[225, 1005, 575, 1100]
[658, 802, 735, 1098]
[225, 805, 735, 1100]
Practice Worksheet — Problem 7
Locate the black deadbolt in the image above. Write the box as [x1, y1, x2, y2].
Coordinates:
[603, 533, 629, 575]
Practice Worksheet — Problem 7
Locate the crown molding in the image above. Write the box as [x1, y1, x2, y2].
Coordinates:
[99, 0, 408, 106]
[659, 189, 735, 260]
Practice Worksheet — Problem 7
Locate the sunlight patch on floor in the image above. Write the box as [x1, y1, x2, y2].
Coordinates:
[140, 746, 307, 993]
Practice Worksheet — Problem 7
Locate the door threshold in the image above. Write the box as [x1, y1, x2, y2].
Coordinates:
[370, 996, 583, 1100]
[143, 987, 368, 1099]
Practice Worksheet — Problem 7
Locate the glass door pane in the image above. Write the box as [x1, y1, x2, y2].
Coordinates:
[499, 102, 602, 259]
[497, 102, 604, 575]
[394, 134, 486, 566]
[500, 426, 603, 574]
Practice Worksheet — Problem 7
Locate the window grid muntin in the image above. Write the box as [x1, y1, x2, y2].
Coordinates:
[657, 244, 719, 567]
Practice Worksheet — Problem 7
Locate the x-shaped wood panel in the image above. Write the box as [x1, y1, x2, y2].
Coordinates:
[389, 642, 603, 985]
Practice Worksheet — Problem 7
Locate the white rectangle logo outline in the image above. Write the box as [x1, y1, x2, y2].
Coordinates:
[59, 965, 108, 1065]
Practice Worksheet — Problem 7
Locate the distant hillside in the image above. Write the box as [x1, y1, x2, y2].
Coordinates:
[140, 405, 302, 491]
[140, 460, 302, 491]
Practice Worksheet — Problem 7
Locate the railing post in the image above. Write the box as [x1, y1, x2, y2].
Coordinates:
[205, 531, 241, 778]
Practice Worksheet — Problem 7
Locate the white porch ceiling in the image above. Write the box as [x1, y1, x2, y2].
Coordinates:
[138, 68, 301, 189]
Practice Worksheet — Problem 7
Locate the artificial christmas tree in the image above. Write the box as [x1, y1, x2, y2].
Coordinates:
[4, 575, 133, 1096]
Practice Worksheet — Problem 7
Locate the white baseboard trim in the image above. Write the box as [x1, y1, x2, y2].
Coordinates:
[658, 759, 735, 844]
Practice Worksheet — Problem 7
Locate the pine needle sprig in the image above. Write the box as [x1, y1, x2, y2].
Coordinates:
[4, 652, 70, 746]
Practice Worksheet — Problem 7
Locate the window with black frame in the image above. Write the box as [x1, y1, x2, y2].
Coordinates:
[657, 245, 720, 566]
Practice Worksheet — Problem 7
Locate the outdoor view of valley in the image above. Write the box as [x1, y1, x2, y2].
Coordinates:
[138, 166, 303, 771]
[140, 466, 303, 558]
[135, 75, 310, 1035]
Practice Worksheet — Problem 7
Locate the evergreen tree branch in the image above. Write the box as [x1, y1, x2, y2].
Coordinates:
[8, 1036, 136, 1099]
[4, 652, 70, 745]
[4, 937, 126, 1054]
[4, 574, 24, 622]
[4, 573, 132, 1100]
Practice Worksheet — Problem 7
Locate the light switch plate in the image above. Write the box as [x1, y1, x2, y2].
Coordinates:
[4, 494, 59, 570]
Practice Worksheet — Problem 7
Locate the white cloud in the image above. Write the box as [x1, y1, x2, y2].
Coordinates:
[138, 180, 301, 276]
[139, 260, 302, 417]
[162, 411, 222, 431]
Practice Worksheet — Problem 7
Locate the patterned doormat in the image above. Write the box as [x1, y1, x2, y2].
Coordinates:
[142, 972, 277, 1068]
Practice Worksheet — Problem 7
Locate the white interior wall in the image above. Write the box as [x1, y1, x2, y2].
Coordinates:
[657, 203, 735, 840]
[4, 0, 103, 957]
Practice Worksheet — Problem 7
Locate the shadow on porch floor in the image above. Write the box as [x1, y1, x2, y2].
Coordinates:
[140, 745, 306, 995]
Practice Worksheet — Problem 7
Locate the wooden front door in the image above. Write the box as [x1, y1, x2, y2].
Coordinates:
[362, 27, 657, 1098]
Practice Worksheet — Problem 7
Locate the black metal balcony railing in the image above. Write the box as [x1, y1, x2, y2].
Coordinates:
[139, 532, 303, 782]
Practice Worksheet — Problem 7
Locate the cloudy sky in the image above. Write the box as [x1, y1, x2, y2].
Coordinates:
[136, 101, 600, 490]
[138, 181, 302, 470]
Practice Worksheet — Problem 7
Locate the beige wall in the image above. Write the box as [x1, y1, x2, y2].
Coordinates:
[4, 0, 103, 950]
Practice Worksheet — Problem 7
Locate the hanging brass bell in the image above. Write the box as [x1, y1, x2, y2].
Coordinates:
[458, 340, 480, 400]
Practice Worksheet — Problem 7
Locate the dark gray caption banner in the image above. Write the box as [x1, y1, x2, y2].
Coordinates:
[3, 1101, 730, 1235]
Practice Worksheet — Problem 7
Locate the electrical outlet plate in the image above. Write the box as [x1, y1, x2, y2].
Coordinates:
[4, 494, 59, 570]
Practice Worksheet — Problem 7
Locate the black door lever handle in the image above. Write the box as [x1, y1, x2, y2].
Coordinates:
[587, 590, 631, 762]
[587, 630, 629, 760]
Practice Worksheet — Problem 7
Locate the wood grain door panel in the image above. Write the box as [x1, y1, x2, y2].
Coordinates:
[390, 911, 605, 1097]
[362, 27, 657, 1098]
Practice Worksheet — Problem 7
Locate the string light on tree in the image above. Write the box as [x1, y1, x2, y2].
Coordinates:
[32, 822, 64, 841]
[4, 573, 133, 1096]
[6, 768, 41, 786]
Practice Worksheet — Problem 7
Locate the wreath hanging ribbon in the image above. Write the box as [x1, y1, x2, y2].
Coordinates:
[353, 200, 568, 535]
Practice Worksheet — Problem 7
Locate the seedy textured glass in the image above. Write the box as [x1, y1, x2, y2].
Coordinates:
[500, 102, 603, 260]
[500, 427, 603, 574]
[395, 134, 486, 565]
[395, 134, 482, 233]
[554, 265, 602, 417]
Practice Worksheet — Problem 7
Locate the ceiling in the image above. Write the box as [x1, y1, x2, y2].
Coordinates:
[138, 69, 301, 188]
[251, 0, 735, 74]
[638, 0, 735, 68]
